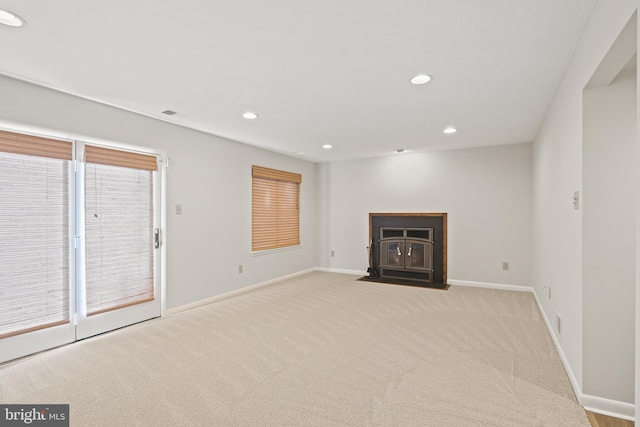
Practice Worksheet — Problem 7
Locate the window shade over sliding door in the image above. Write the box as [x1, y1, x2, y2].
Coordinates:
[84, 145, 157, 316]
[252, 166, 301, 251]
[0, 130, 72, 338]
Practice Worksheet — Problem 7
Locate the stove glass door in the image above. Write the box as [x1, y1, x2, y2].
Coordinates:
[381, 240, 405, 268]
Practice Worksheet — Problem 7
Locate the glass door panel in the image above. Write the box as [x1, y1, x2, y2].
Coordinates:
[405, 239, 434, 271]
[0, 137, 75, 363]
[381, 240, 405, 268]
[76, 144, 161, 340]
[406, 241, 425, 269]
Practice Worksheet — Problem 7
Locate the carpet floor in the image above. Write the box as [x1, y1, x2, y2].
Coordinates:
[0, 271, 589, 426]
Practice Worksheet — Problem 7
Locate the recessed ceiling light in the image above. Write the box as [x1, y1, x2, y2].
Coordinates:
[443, 127, 458, 134]
[396, 149, 405, 154]
[0, 9, 25, 27]
[242, 112, 258, 120]
[410, 74, 432, 85]
[322, 144, 333, 149]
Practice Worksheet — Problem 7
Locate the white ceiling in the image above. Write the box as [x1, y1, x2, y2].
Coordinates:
[0, 1, 597, 162]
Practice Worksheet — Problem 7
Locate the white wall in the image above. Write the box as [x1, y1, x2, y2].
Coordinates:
[583, 68, 636, 405]
[532, 0, 638, 418]
[325, 143, 532, 287]
[0, 74, 319, 310]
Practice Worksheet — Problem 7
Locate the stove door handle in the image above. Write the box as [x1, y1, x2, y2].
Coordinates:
[407, 245, 412, 257]
[396, 246, 402, 257]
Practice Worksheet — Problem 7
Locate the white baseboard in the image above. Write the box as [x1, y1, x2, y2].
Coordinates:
[582, 394, 635, 421]
[165, 268, 316, 315]
[448, 279, 532, 293]
[314, 267, 368, 276]
[531, 291, 583, 404]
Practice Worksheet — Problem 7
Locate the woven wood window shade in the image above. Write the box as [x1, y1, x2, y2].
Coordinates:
[84, 145, 157, 171]
[0, 129, 72, 160]
[0, 131, 72, 338]
[84, 145, 156, 316]
[252, 166, 301, 251]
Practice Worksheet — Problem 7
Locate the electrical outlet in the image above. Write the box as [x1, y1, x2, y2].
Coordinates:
[176, 204, 183, 215]
[502, 262, 509, 271]
[238, 265, 243, 274]
[331, 250, 335, 257]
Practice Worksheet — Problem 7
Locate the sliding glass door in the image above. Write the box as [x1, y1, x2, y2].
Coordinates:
[0, 130, 163, 363]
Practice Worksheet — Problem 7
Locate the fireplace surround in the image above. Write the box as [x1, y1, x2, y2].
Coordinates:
[368, 213, 447, 288]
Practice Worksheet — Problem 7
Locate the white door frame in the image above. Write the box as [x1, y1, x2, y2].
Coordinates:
[74, 141, 166, 340]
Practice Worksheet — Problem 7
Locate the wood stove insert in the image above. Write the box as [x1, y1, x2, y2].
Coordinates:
[379, 227, 434, 282]
[368, 213, 447, 288]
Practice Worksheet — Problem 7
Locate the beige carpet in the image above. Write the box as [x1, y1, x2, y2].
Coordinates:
[0, 272, 589, 426]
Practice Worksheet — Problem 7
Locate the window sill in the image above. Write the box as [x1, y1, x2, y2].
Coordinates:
[251, 244, 302, 257]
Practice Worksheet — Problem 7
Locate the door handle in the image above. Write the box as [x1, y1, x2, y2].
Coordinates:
[396, 246, 401, 256]
[154, 228, 160, 249]
[407, 245, 412, 257]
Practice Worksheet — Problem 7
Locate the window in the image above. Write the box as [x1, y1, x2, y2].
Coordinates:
[252, 165, 301, 251]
